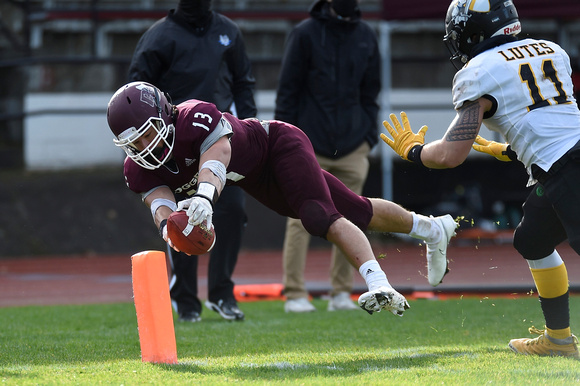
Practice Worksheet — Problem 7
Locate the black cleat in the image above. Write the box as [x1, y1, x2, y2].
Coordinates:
[205, 299, 245, 321]
[178, 311, 201, 322]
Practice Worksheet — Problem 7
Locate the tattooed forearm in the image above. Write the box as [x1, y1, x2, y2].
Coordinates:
[445, 101, 480, 142]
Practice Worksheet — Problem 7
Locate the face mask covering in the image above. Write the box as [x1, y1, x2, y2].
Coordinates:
[331, 0, 359, 18]
[176, 0, 212, 28]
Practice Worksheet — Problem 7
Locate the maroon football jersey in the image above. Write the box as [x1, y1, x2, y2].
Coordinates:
[123, 99, 373, 234]
[124, 100, 263, 199]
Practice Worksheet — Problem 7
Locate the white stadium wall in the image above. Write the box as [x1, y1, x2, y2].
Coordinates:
[24, 93, 125, 171]
[23, 90, 497, 171]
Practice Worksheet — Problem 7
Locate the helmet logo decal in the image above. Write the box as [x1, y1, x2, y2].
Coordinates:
[451, 0, 471, 26]
[494, 21, 521, 37]
[452, 0, 491, 24]
[468, 0, 491, 12]
[135, 83, 156, 108]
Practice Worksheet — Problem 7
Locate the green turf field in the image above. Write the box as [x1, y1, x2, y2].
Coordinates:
[1, 296, 578, 384]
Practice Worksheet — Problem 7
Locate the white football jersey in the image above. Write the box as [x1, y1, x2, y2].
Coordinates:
[452, 38, 580, 184]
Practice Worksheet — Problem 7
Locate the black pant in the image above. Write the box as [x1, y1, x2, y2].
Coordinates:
[514, 157, 580, 260]
[168, 186, 247, 315]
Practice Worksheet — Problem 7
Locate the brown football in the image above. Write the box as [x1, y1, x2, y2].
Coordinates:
[166, 211, 216, 255]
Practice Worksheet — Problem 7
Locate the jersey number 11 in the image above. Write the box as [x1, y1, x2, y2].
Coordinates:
[520, 59, 569, 111]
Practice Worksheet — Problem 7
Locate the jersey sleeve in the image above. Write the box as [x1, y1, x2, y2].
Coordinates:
[123, 157, 166, 196]
[176, 100, 233, 155]
[200, 116, 233, 154]
[451, 64, 489, 110]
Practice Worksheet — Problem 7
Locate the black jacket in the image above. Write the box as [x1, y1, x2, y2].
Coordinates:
[128, 10, 257, 119]
[274, 0, 381, 158]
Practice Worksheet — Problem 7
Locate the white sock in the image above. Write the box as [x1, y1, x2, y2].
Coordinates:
[408, 212, 441, 244]
[359, 260, 391, 291]
[527, 250, 563, 269]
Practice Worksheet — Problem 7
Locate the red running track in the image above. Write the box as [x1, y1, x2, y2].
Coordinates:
[1, 242, 579, 307]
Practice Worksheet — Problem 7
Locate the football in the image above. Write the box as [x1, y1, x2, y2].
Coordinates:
[166, 211, 216, 255]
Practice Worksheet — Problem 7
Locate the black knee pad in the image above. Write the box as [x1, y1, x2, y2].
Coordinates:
[513, 223, 553, 260]
[298, 200, 338, 238]
[513, 185, 569, 260]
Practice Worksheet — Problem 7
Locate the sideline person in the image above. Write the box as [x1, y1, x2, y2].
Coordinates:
[382, 0, 579, 357]
[275, 0, 380, 313]
[127, 0, 256, 322]
[106, 81, 459, 317]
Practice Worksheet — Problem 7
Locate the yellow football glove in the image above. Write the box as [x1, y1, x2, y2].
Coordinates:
[381, 112, 428, 161]
[472, 135, 515, 162]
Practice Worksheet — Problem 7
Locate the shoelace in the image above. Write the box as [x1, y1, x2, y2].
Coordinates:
[526, 326, 579, 346]
[525, 326, 545, 346]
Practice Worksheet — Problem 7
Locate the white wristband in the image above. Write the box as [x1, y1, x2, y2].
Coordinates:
[195, 182, 219, 206]
[150, 198, 177, 219]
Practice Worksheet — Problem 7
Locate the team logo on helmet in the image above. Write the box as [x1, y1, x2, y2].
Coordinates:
[450, 0, 471, 26]
[136, 83, 157, 108]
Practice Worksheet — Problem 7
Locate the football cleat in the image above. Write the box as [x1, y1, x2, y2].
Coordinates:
[327, 292, 358, 311]
[426, 214, 458, 286]
[508, 326, 579, 358]
[205, 299, 245, 321]
[178, 311, 201, 323]
[358, 286, 410, 316]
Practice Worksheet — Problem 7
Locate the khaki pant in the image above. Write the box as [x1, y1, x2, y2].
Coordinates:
[282, 142, 371, 299]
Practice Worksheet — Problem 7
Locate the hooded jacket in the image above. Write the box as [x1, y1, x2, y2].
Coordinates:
[128, 9, 256, 119]
[274, 0, 381, 158]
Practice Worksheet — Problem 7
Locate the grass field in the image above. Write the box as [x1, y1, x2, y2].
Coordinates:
[1, 295, 579, 385]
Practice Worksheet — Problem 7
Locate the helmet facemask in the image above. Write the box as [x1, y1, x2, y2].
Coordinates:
[113, 117, 175, 170]
[443, 27, 470, 70]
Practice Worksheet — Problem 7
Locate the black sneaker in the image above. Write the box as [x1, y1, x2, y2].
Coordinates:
[205, 299, 245, 321]
[178, 311, 201, 322]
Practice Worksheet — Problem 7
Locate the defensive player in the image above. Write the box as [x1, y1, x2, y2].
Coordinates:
[106, 81, 458, 317]
[382, 0, 580, 357]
